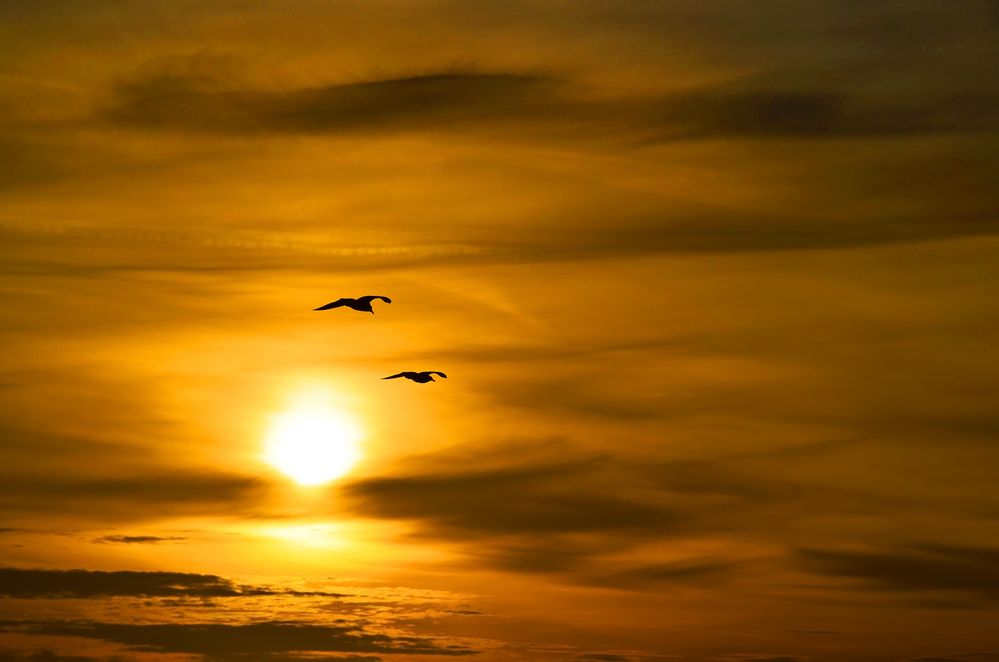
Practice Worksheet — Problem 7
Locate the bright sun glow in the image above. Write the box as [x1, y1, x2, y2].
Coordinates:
[261, 523, 346, 548]
[264, 393, 363, 486]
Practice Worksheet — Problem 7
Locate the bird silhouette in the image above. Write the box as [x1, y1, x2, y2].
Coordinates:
[382, 371, 447, 383]
[314, 295, 392, 313]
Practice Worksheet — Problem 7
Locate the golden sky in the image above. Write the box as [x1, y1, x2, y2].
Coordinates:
[1, 2, 999, 661]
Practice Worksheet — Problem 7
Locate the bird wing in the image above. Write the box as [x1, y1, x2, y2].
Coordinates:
[426, 371, 448, 378]
[314, 298, 350, 310]
[359, 295, 392, 304]
[382, 372, 413, 380]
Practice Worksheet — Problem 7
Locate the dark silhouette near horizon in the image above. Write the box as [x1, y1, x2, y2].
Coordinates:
[383, 371, 447, 383]
[314, 295, 392, 313]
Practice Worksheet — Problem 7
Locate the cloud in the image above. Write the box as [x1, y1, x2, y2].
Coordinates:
[558, 209, 999, 257]
[641, 88, 999, 141]
[910, 655, 999, 662]
[92, 535, 186, 544]
[0, 136, 81, 192]
[214, 656, 382, 662]
[343, 435, 993, 590]
[341, 448, 783, 585]
[583, 558, 738, 590]
[102, 55, 999, 141]
[342, 455, 701, 578]
[104, 68, 556, 135]
[0, 568, 346, 599]
[0, 650, 128, 662]
[0, 620, 476, 658]
[786, 630, 838, 636]
[798, 544, 999, 603]
[0, 470, 271, 523]
[0, 422, 134, 464]
[344, 457, 680, 538]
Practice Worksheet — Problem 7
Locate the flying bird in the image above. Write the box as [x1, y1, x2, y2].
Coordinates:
[382, 371, 448, 383]
[314, 295, 392, 313]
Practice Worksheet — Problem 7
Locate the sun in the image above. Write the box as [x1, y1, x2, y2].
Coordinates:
[264, 397, 363, 486]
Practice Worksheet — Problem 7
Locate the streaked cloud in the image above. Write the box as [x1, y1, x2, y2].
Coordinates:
[0, 567, 346, 599]
[92, 535, 186, 544]
[0, 471, 270, 523]
[104, 67, 556, 136]
[799, 544, 999, 604]
[105, 65, 999, 141]
[0, 620, 476, 658]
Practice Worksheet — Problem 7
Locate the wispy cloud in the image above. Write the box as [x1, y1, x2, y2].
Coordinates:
[0, 471, 271, 523]
[0, 620, 476, 658]
[0, 567, 346, 599]
[799, 544, 999, 604]
[104, 68, 556, 136]
[92, 535, 186, 544]
[101, 57, 999, 141]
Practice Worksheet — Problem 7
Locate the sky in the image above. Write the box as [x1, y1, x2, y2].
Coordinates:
[1, 1, 998, 661]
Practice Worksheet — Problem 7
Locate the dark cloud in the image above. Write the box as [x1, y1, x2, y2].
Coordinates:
[468, 539, 607, 575]
[343, 456, 693, 577]
[485, 375, 671, 422]
[0, 620, 475, 658]
[642, 88, 999, 140]
[910, 655, 999, 662]
[92, 535, 186, 544]
[798, 544, 999, 603]
[343, 437, 985, 587]
[786, 630, 838, 635]
[102, 56, 999, 141]
[0, 422, 133, 463]
[0, 650, 128, 662]
[80, 55, 999, 258]
[213, 656, 382, 662]
[584, 558, 738, 590]
[0, 567, 346, 599]
[575, 654, 633, 662]
[0, 136, 80, 192]
[341, 449, 790, 586]
[572, 206, 999, 255]
[104, 68, 556, 135]
[343, 457, 680, 540]
[0, 470, 271, 522]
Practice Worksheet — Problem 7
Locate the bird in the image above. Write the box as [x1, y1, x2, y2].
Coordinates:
[314, 295, 392, 313]
[382, 371, 447, 383]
